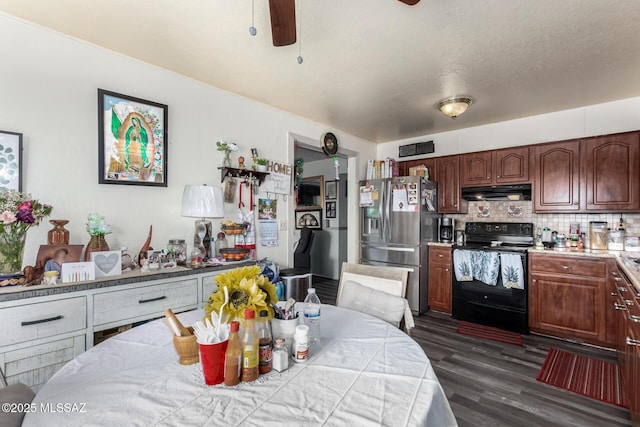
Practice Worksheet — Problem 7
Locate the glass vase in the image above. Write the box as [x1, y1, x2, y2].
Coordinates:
[0, 225, 28, 275]
[48, 219, 70, 245]
[223, 151, 232, 168]
[84, 234, 110, 261]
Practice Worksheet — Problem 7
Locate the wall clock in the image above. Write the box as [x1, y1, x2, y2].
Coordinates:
[322, 132, 338, 156]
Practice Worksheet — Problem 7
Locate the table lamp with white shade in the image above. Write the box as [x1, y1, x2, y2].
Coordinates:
[181, 185, 224, 260]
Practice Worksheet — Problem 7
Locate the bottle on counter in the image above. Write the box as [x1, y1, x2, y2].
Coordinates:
[292, 325, 310, 363]
[303, 288, 321, 344]
[224, 321, 242, 386]
[272, 338, 289, 372]
[258, 310, 273, 374]
[241, 309, 259, 382]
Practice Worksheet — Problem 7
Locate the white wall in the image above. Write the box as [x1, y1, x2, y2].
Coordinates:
[0, 14, 377, 268]
[377, 97, 640, 159]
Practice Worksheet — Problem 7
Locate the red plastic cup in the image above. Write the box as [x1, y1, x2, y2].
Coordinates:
[198, 340, 229, 385]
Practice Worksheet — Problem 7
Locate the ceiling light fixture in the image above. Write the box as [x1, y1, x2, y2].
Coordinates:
[436, 95, 473, 119]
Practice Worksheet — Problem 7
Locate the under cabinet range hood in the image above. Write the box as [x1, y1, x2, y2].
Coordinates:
[461, 184, 532, 201]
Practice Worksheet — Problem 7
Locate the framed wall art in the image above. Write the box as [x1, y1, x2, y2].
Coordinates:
[325, 201, 336, 219]
[295, 209, 322, 230]
[98, 89, 168, 187]
[0, 130, 22, 192]
[325, 180, 337, 200]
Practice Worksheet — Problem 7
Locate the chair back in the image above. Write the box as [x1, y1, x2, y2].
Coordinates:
[337, 262, 408, 305]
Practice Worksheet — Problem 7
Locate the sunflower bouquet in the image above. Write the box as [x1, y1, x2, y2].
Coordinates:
[204, 266, 278, 322]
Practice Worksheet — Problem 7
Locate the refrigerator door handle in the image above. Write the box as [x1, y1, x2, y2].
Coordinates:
[378, 181, 385, 241]
[385, 180, 392, 241]
[368, 246, 416, 253]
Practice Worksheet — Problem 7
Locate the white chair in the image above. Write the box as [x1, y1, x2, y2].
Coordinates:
[337, 262, 414, 334]
[0, 367, 36, 427]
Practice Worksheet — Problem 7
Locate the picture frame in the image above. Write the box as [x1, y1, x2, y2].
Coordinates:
[295, 209, 322, 230]
[0, 130, 22, 192]
[325, 201, 336, 219]
[325, 180, 337, 200]
[98, 89, 168, 187]
[296, 175, 324, 210]
[91, 250, 122, 278]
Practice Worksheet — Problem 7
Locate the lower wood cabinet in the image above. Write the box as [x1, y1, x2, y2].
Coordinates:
[529, 254, 607, 346]
[428, 246, 452, 314]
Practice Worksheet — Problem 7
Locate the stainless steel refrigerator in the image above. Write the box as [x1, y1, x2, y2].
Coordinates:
[359, 177, 440, 314]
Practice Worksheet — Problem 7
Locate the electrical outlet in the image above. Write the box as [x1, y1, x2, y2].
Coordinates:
[279, 220, 287, 231]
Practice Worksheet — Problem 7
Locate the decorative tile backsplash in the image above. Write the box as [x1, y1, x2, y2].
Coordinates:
[449, 201, 640, 236]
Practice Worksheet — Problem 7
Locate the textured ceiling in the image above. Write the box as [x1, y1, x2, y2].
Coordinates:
[1, 0, 640, 142]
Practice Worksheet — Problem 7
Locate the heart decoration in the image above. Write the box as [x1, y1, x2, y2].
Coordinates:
[94, 253, 119, 274]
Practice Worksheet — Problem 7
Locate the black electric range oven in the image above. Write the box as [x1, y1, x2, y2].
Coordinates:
[451, 222, 534, 334]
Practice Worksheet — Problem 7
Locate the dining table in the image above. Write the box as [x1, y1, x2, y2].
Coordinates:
[22, 304, 457, 426]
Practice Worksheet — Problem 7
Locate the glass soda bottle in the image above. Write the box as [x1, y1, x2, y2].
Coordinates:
[241, 309, 259, 382]
[303, 288, 321, 344]
[258, 310, 273, 374]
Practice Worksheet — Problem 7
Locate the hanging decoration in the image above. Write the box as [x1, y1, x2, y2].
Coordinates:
[294, 158, 304, 204]
[249, 0, 257, 36]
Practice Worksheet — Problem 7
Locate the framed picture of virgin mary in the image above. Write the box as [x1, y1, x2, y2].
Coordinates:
[98, 89, 168, 186]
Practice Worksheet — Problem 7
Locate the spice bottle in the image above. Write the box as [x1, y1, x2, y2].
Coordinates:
[292, 325, 310, 363]
[224, 321, 242, 386]
[241, 309, 259, 382]
[258, 310, 273, 374]
[272, 338, 289, 372]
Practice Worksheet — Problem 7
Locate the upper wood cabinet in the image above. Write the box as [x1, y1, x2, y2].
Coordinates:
[436, 155, 467, 213]
[398, 158, 437, 180]
[461, 147, 529, 186]
[583, 132, 640, 211]
[533, 141, 580, 212]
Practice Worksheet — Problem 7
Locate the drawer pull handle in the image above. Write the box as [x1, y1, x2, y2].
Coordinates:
[614, 277, 622, 282]
[630, 315, 640, 323]
[625, 299, 635, 306]
[438, 254, 443, 258]
[614, 303, 627, 311]
[611, 292, 618, 296]
[21, 315, 63, 326]
[139, 296, 166, 304]
[611, 272, 618, 276]
[618, 286, 627, 292]
[561, 265, 570, 269]
[627, 337, 640, 347]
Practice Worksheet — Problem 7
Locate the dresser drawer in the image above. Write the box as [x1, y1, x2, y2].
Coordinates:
[0, 297, 86, 347]
[202, 273, 225, 303]
[93, 279, 198, 327]
[530, 255, 606, 277]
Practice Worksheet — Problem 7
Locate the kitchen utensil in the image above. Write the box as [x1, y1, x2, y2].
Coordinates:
[217, 286, 229, 335]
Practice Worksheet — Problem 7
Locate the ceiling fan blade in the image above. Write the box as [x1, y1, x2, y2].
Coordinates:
[269, 0, 297, 47]
[398, 0, 421, 5]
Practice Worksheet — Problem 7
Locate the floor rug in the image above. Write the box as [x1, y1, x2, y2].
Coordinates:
[456, 321, 523, 346]
[536, 348, 628, 408]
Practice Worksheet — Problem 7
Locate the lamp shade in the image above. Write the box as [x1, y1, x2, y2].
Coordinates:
[181, 185, 224, 218]
[436, 95, 473, 119]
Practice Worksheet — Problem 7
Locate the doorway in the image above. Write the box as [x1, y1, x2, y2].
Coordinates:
[293, 139, 349, 280]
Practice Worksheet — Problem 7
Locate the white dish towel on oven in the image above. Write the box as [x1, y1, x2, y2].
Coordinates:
[453, 249, 473, 281]
[500, 253, 524, 289]
[471, 251, 500, 286]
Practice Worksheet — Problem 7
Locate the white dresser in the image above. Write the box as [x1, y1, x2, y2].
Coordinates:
[0, 263, 251, 391]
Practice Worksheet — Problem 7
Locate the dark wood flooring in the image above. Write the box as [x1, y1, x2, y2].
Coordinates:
[312, 276, 632, 427]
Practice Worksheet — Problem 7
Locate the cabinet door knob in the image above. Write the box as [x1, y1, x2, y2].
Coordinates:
[438, 254, 443, 258]
[497, 175, 501, 178]
[573, 202, 578, 205]
[445, 268, 449, 272]
[588, 201, 592, 205]
[532, 279, 537, 283]
[486, 176, 490, 179]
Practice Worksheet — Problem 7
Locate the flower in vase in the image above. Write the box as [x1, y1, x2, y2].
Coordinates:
[204, 266, 278, 322]
[0, 211, 16, 225]
[86, 213, 112, 236]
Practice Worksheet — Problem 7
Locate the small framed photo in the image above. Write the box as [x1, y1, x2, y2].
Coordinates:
[0, 130, 22, 192]
[295, 209, 322, 230]
[325, 201, 336, 219]
[98, 89, 168, 187]
[325, 180, 337, 200]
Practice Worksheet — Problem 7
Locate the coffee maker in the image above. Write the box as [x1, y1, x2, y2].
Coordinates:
[439, 218, 455, 243]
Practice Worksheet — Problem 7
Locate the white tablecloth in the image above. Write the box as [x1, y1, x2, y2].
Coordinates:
[23, 305, 457, 426]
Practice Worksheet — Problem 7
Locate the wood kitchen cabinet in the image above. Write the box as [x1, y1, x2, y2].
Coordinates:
[461, 147, 529, 186]
[436, 155, 467, 214]
[532, 141, 580, 212]
[583, 132, 640, 212]
[529, 254, 608, 345]
[428, 246, 452, 314]
[398, 157, 437, 179]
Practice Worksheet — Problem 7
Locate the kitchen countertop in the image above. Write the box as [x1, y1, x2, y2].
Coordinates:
[428, 242, 454, 247]
[0, 260, 255, 303]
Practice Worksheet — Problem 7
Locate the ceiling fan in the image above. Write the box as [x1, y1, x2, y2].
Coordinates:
[268, 0, 420, 47]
